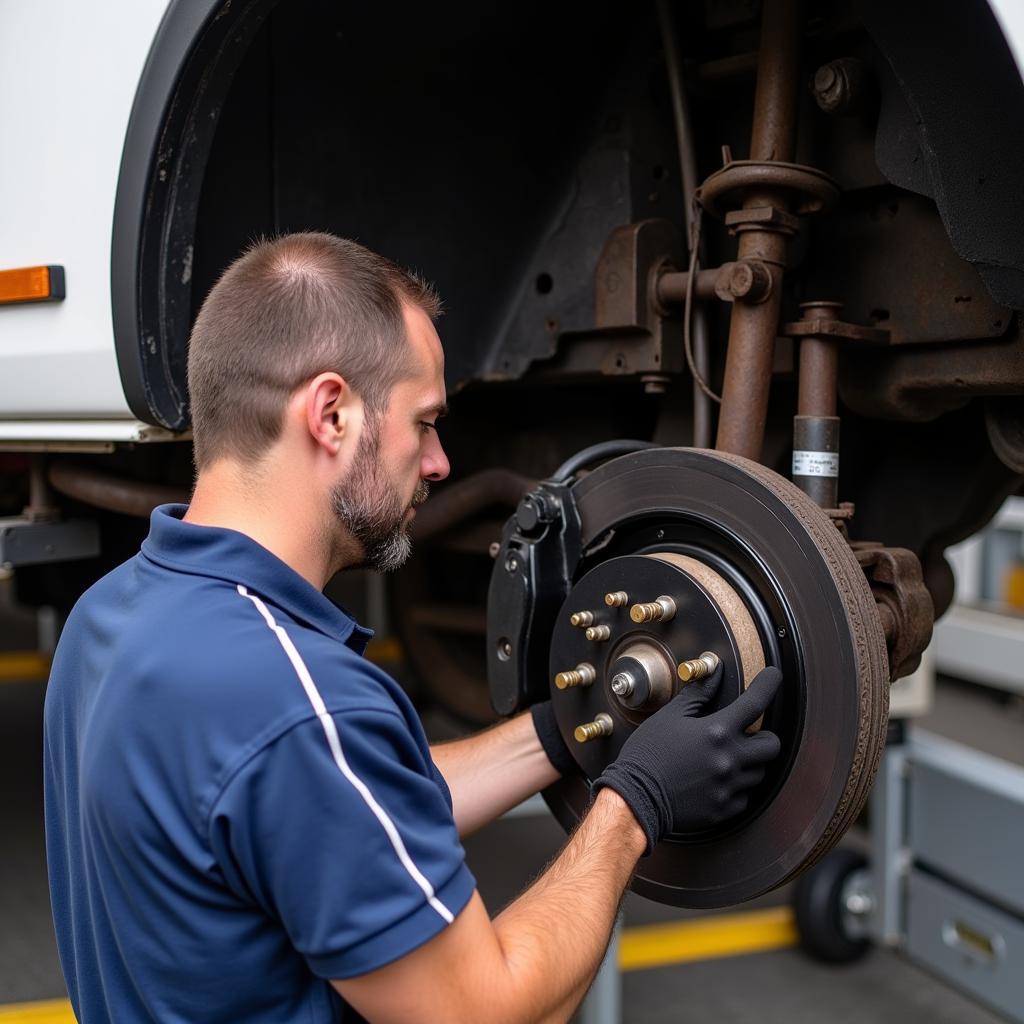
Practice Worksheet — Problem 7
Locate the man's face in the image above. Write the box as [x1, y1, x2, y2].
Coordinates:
[329, 304, 450, 572]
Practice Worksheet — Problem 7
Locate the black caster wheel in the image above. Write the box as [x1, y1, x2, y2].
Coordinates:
[793, 847, 873, 963]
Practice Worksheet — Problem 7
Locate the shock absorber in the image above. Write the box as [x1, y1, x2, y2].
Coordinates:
[792, 301, 841, 508]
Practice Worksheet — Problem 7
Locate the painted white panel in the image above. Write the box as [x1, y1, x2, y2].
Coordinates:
[0, 0, 170, 419]
[989, 0, 1024, 83]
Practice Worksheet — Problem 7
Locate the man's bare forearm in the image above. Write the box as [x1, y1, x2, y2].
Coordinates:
[431, 711, 559, 835]
[336, 786, 645, 1024]
[491, 787, 646, 1022]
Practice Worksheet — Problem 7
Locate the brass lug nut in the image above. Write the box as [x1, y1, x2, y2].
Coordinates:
[629, 595, 677, 624]
[604, 591, 629, 607]
[570, 610, 595, 628]
[554, 663, 597, 690]
[574, 712, 614, 743]
[677, 651, 721, 682]
[585, 625, 611, 642]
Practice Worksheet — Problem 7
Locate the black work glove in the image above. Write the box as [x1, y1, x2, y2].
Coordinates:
[593, 665, 783, 853]
[531, 700, 577, 776]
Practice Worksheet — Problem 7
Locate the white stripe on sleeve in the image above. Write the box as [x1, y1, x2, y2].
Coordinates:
[236, 584, 455, 925]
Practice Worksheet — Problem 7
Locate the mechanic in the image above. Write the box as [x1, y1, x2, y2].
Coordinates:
[44, 232, 782, 1023]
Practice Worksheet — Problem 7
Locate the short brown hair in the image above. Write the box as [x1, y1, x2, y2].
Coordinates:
[187, 232, 440, 469]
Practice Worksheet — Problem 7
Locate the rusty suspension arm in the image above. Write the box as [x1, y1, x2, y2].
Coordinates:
[714, 0, 805, 460]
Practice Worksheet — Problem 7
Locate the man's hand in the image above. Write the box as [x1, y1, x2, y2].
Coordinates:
[594, 665, 783, 851]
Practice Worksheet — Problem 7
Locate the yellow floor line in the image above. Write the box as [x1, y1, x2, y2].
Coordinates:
[363, 636, 404, 665]
[619, 905, 798, 971]
[0, 651, 51, 683]
[0, 998, 74, 1023]
[0, 914, 795, 1018]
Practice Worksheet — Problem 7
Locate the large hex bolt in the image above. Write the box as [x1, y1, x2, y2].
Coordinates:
[812, 58, 869, 115]
[714, 260, 774, 304]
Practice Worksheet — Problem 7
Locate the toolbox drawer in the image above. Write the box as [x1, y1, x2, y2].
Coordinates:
[906, 869, 1024, 1023]
[909, 741, 1024, 916]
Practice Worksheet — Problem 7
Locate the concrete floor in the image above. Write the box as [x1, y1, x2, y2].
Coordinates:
[0, 626, 1019, 1021]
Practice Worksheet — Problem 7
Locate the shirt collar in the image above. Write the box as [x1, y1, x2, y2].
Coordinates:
[141, 505, 373, 653]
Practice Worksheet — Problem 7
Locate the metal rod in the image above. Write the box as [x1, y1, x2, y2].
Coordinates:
[798, 337, 839, 417]
[48, 461, 187, 518]
[715, 0, 805, 460]
[656, 0, 713, 448]
[655, 269, 718, 304]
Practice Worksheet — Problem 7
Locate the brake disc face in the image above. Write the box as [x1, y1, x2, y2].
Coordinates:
[528, 448, 889, 908]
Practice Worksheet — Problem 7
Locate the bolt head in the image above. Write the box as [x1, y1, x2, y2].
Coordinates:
[814, 64, 838, 94]
[611, 672, 635, 697]
[728, 262, 755, 297]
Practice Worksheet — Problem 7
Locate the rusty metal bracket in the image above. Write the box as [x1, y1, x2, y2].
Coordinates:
[852, 542, 934, 681]
[534, 218, 686, 381]
[783, 314, 890, 345]
[724, 205, 802, 235]
[696, 160, 841, 218]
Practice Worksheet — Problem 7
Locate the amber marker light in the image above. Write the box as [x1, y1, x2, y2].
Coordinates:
[0, 265, 66, 305]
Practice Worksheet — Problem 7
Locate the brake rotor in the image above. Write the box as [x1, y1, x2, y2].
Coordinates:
[540, 447, 889, 908]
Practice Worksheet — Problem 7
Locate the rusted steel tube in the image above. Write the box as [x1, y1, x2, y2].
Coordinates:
[798, 339, 838, 417]
[656, 268, 718, 305]
[414, 468, 534, 542]
[748, 0, 804, 163]
[797, 303, 841, 418]
[716, 0, 804, 460]
[48, 462, 188, 518]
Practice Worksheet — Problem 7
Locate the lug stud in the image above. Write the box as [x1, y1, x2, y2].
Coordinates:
[554, 663, 597, 690]
[570, 610, 595, 628]
[629, 595, 677, 624]
[574, 712, 614, 743]
[677, 651, 720, 682]
[604, 591, 629, 607]
[585, 625, 611, 642]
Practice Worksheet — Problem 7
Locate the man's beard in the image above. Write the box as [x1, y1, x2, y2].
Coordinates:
[329, 422, 429, 573]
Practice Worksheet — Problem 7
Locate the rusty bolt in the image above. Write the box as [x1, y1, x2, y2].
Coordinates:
[813, 58, 869, 115]
[714, 261, 773, 304]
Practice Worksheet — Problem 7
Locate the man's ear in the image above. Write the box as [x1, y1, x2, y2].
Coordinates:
[304, 372, 360, 455]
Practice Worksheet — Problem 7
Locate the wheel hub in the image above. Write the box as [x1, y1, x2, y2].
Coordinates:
[551, 552, 767, 784]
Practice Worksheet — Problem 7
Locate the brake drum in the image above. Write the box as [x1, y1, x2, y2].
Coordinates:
[541, 447, 889, 908]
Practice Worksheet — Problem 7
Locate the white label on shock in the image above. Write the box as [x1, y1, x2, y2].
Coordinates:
[792, 450, 839, 477]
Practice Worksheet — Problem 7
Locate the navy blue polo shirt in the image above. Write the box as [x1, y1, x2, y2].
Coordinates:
[43, 505, 476, 1023]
